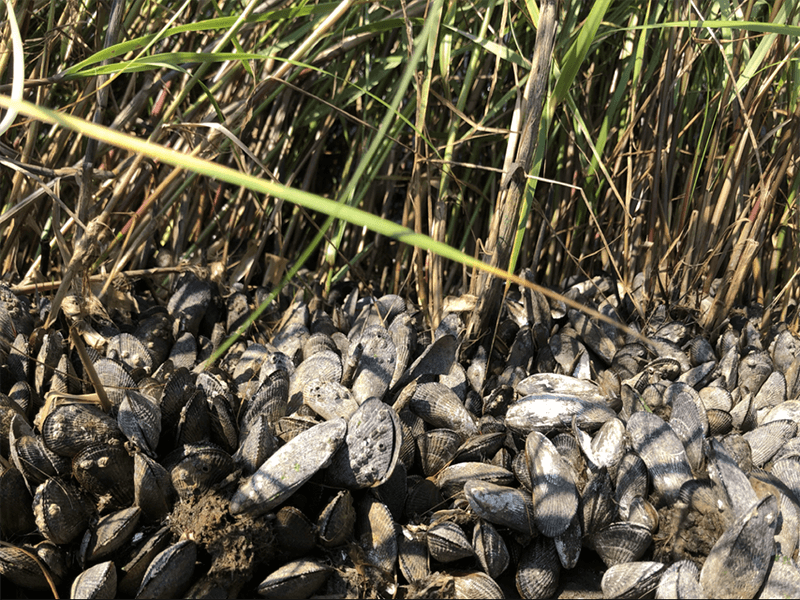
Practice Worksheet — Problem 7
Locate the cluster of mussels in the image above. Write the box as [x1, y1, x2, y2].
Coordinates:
[2, 270, 800, 599]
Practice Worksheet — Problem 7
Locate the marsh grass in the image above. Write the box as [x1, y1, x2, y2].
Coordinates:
[0, 0, 798, 341]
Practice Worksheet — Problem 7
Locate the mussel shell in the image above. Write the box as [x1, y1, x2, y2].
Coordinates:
[398, 526, 430, 583]
[526, 431, 579, 538]
[351, 325, 396, 403]
[357, 496, 397, 574]
[42, 402, 125, 458]
[33, 478, 91, 545]
[506, 394, 616, 434]
[136, 539, 197, 599]
[452, 570, 505, 599]
[164, 443, 234, 501]
[71, 560, 117, 599]
[427, 521, 473, 563]
[515, 536, 560, 599]
[410, 382, 478, 438]
[231, 418, 346, 516]
[592, 521, 653, 567]
[256, 558, 332, 599]
[72, 443, 135, 508]
[317, 489, 356, 547]
[134, 452, 175, 522]
[0, 466, 35, 536]
[83, 507, 142, 562]
[0, 545, 53, 589]
[655, 559, 705, 599]
[601, 561, 665, 599]
[699, 495, 778, 598]
[435, 462, 515, 501]
[472, 520, 509, 579]
[627, 411, 693, 507]
[417, 428, 462, 477]
[464, 480, 535, 535]
[275, 506, 316, 557]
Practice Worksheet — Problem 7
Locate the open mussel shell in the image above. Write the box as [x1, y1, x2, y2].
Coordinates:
[357, 496, 397, 575]
[231, 418, 346, 516]
[317, 489, 356, 547]
[256, 558, 333, 599]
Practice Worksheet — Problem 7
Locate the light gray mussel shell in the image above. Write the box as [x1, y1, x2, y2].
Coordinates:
[325, 398, 402, 488]
[33, 478, 91, 545]
[526, 431, 579, 537]
[288, 349, 342, 411]
[517, 373, 608, 403]
[427, 521, 473, 563]
[256, 558, 332, 599]
[464, 480, 535, 535]
[240, 369, 289, 438]
[699, 494, 778, 599]
[655, 560, 706, 599]
[436, 462, 515, 501]
[743, 419, 796, 468]
[136, 539, 196, 599]
[515, 536, 560, 599]
[627, 411, 693, 507]
[231, 417, 346, 516]
[352, 325, 396, 403]
[506, 393, 616, 434]
[410, 382, 479, 438]
[706, 438, 758, 520]
[452, 570, 505, 599]
[71, 560, 117, 599]
[667, 382, 708, 471]
[574, 417, 625, 472]
[601, 561, 665, 599]
[357, 496, 397, 574]
[303, 379, 359, 421]
[317, 489, 356, 547]
[93, 358, 137, 410]
[472, 520, 509, 579]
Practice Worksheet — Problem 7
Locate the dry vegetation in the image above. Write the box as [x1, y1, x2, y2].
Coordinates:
[0, 0, 798, 339]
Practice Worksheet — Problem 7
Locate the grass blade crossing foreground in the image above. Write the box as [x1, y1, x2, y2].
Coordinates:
[0, 94, 651, 358]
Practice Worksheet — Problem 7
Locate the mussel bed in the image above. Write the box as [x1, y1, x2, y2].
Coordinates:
[2, 271, 800, 599]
